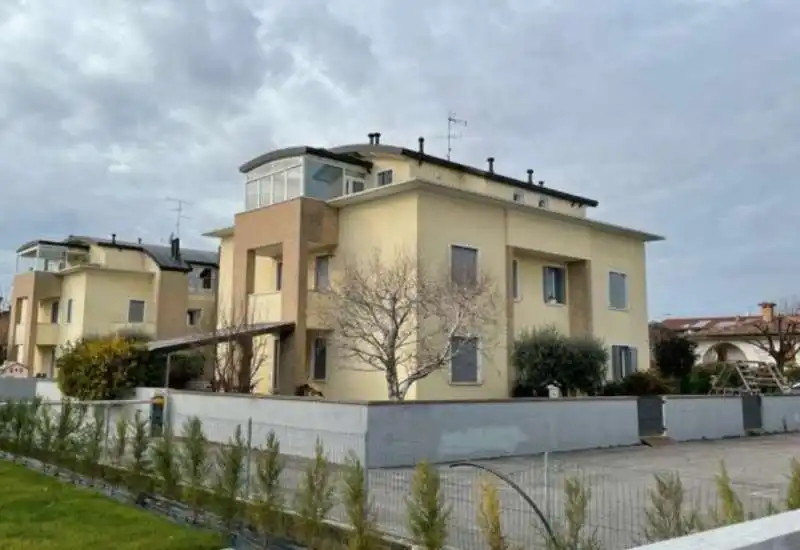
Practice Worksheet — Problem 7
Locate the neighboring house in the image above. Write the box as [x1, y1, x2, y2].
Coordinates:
[660, 302, 798, 366]
[207, 134, 663, 400]
[7, 235, 219, 377]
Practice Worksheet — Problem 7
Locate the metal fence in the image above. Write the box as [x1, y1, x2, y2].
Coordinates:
[15, 401, 789, 550]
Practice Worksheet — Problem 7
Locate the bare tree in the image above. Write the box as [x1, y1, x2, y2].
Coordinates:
[323, 250, 500, 400]
[206, 300, 272, 394]
[741, 301, 800, 372]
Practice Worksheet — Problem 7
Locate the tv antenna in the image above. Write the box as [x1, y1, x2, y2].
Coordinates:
[166, 197, 192, 239]
[447, 111, 468, 160]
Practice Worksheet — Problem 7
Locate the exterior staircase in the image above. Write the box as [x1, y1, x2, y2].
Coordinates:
[709, 360, 792, 395]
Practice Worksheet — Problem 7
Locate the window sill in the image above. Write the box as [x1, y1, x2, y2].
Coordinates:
[545, 302, 567, 308]
[608, 306, 629, 312]
[449, 380, 483, 386]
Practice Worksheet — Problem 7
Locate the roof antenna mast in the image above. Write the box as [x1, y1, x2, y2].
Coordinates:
[166, 197, 192, 239]
[447, 111, 468, 161]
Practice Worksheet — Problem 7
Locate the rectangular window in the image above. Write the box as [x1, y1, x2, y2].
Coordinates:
[200, 268, 214, 290]
[187, 309, 201, 326]
[346, 177, 365, 194]
[66, 299, 73, 323]
[276, 261, 283, 291]
[314, 255, 331, 291]
[513, 191, 524, 203]
[511, 259, 520, 300]
[450, 336, 479, 384]
[377, 170, 393, 186]
[609, 271, 628, 309]
[128, 300, 145, 323]
[610, 345, 638, 381]
[542, 266, 566, 305]
[450, 245, 478, 286]
[311, 337, 328, 380]
[50, 301, 59, 324]
[245, 179, 260, 210]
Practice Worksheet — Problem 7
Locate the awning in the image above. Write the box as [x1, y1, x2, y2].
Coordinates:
[146, 322, 295, 353]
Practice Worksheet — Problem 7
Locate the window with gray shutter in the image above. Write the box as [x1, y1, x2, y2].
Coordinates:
[609, 271, 628, 309]
[450, 245, 478, 285]
[610, 345, 637, 380]
[314, 256, 331, 291]
[128, 300, 145, 323]
[450, 336, 479, 383]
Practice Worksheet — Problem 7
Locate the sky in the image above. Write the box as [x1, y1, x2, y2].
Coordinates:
[0, 0, 797, 319]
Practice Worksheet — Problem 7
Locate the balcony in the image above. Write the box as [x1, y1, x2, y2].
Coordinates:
[16, 242, 90, 274]
[111, 322, 156, 336]
[35, 323, 59, 346]
[247, 292, 282, 323]
[307, 291, 333, 329]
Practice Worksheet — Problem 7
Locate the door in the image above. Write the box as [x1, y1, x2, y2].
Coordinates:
[741, 394, 763, 431]
[637, 396, 665, 437]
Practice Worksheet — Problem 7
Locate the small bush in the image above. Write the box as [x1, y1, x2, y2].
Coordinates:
[642, 472, 703, 542]
[212, 424, 248, 535]
[295, 439, 336, 546]
[603, 371, 674, 396]
[179, 416, 211, 524]
[152, 424, 180, 500]
[477, 476, 511, 550]
[545, 477, 601, 550]
[407, 461, 450, 550]
[251, 431, 285, 542]
[57, 335, 147, 400]
[342, 452, 380, 550]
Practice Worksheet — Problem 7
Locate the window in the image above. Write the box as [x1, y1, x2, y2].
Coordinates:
[50, 301, 59, 324]
[276, 261, 283, 291]
[513, 191, 524, 203]
[311, 337, 328, 380]
[245, 180, 260, 210]
[66, 299, 73, 323]
[450, 245, 478, 285]
[610, 345, 638, 381]
[345, 177, 365, 195]
[377, 170, 393, 186]
[511, 259, 520, 300]
[187, 309, 201, 326]
[200, 268, 214, 290]
[314, 255, 331, 291]
[128, 300, 145, 323]
[609, 271, 628, 309]
[542, 266, 566, 305]
[450, 336, 479, 384]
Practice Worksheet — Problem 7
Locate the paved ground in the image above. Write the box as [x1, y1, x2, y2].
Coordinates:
[358, 434, 800, 549]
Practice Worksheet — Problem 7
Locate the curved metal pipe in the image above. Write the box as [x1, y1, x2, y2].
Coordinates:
[449, 461, 558, 545]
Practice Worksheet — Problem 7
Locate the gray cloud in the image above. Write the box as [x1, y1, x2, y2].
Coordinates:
[0, 0, 797, 317]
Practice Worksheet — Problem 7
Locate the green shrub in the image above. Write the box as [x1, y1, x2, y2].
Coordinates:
[342, 452, 380, 550]
[642, 472, 704, 542]
[407, 461, 450, 550]
[295, 439, 335, 546]
[545, 477, 602, 550]
[513, 326, 608, 396]
[603, 371, 674, 396]
[178, 416, 211, 524]
[212, 424, 248, 534]
[251, 431, 285, 541]
[57, 335, 147, 400]
[477, 476, 511, 550]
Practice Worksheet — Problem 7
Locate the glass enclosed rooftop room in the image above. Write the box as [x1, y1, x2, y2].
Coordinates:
[16, 242, 89, 273]
[244, 155, 371, 211]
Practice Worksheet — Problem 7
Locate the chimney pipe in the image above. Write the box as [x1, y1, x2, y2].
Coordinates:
[367, 133, 375, 144]
[137, 237, 142, 244]
[487, 157, 495, 173]
[374, 132, 381, 145]
[538, 180, 545, 187]
[759, 302, 776, 323]
[527, 169, 534, 184]
[418, 137, 425, 154]
[111, 233, 116, 244]
[171, 237, 181, 260]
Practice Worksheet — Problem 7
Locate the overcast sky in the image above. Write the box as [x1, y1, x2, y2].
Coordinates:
[0, 0, 797, 318]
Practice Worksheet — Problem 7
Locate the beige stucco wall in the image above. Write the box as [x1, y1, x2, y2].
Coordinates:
[82, 269, 156, 336]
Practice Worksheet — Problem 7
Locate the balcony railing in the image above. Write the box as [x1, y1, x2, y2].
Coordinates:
[35, 323, 59, 346]
[247, 292, 282, 323]
[111, 322, 157, 336]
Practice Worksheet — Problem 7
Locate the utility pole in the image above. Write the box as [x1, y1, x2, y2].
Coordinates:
[447, 111, 468, 161]
[166, 197, 192, 239]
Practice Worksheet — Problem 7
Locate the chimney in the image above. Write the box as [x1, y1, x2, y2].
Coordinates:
[487, 157, 495, 173]
[538, 180, 545, 187]
[137, 237, 142, 244]
[759, 302, 776, 323]
[367, 133, 375, 144]
[111, 233, 116, 245]
[374, 132, 381, 145]
[527, 169, 534, 184]
[171, 237, 181, 260]
[417, 137, 425, 154]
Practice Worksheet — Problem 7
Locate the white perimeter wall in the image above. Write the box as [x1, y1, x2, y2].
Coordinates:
[762, 395, 800, 433]
[663, 396, 744, 441]
[366, 397, 640, 468]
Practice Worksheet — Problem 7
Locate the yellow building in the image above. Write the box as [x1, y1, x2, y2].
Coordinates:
[7, 235, 219, 376]
[207, 134, 663, 400]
